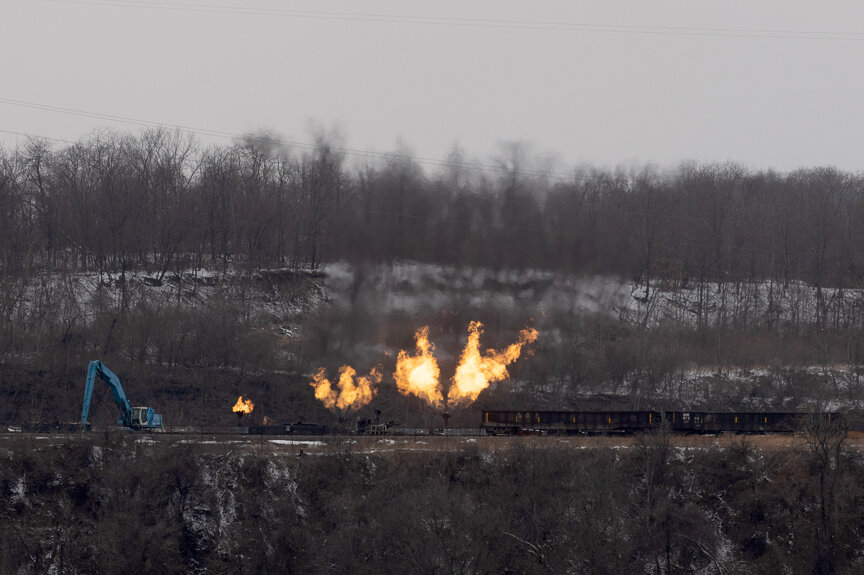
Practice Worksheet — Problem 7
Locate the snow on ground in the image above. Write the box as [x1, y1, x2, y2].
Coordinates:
[6, 265, 328, 341]
[13, 260, 863, 336]
[321, 262, 864, 332]
[321, 262, 630, 317]
[620, 278, 864, 329]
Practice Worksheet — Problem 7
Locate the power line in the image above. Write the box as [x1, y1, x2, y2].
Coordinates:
[0, 129, 75, 145]
[0, 96, 586, 179]
[40, 0, 864, 41]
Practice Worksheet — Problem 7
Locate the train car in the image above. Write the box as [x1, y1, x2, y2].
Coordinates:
[663, 411, 836, 434]
[248, 425, 290, 435]
[482, 410, 661, 435]
[482, 410, 838, 435]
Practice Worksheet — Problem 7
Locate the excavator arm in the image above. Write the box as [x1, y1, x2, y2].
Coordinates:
[81, 360, 132, 426]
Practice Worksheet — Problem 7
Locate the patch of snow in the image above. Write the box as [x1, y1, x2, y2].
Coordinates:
[90, 445, 103, 466]
[174, 439, 250, 445]
[10, 475, 27, 506]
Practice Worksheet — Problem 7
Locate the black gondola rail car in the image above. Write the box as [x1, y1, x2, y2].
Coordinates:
[482, 410, 839, 435]
[482, 410, 661, 435]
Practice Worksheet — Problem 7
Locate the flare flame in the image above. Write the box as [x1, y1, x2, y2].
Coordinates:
[394, 326, 443, 408]
[310, 323, 538, 411]
[232, 396, 254, 414]
[310, 365, 383, 412]
[449, 321, 539, 405]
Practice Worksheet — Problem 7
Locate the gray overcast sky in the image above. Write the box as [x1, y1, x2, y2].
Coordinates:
[3, 0, 864, 173]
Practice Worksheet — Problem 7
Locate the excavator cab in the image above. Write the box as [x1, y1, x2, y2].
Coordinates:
[131, 407, 149, 426]
[130, 406, 162, 428]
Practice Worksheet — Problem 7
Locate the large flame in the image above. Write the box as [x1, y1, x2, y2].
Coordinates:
[232, 396, 254, 414]
[310, 323, 538, 411]
[310, 365, 383, 411]
[449, 321, 539, 404]
[394, 326, 443, 408]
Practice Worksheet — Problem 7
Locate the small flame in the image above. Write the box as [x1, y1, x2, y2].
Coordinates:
[394, 326, 443, 408]
[310, 365, 383, 412]
[449, 321, 538, 405]
[232, 396, 254, 414]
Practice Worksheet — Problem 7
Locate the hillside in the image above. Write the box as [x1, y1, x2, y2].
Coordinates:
[4, 261, 864, 429]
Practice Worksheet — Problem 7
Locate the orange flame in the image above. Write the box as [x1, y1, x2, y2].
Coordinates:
[394, 326, 443, 408]
[232, 396, 254, 414]
[310, 365, 383, 411]
[449, 321, 538, 405]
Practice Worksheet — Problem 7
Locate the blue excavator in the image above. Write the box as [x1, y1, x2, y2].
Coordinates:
[81, 360, 163, 429]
